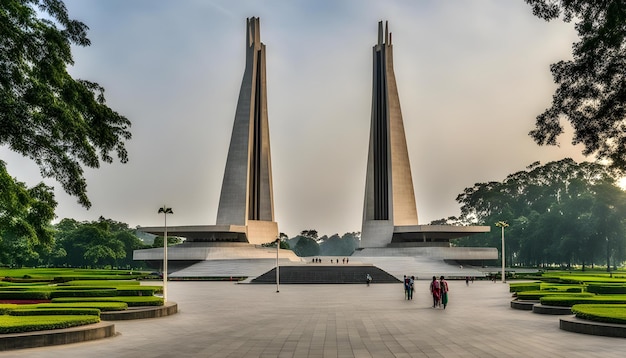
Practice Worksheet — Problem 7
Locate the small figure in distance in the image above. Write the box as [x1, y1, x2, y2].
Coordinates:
[366, 273, 372, 286]
[440, 276, 449, 309]
[430, 276, 441, 308]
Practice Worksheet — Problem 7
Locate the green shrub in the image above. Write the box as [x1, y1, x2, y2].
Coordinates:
[586, 283, 626, 294]
[515, 291, 593, 301]
[60, 280, 140, 286]
[572, 304, 626, 324]
[0, 291, 50, 300]
[541, 294, 626, 307]
[0, 304, 17, 314]
[116, 287, 157, 296]
[9, 307, 101, 316]
[33, 302, 128, 311]
[509, 282, 540, 293]
[539, 284, 584, 292]
[52, 296, 164, 307]
[0, 315, 100, 334]
[49, 289, 117, 298]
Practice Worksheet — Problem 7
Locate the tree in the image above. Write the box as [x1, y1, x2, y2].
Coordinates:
[525, 1, 626, 169]
[454, 159, 626, 267]
[53, 217, 141, 268]
[1, 0, 132, 207]
[292, 236, 320, 257]
[152, 236, 183, 248]
[0, 161, 57, 266]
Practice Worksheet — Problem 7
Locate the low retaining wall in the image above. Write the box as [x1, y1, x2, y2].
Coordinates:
[510, 300, 536, 311]
[101, 301, 178, 321]
[532, 304, 572, 315]
[0, 321, 115, 351]
[560, 316, 626, 338]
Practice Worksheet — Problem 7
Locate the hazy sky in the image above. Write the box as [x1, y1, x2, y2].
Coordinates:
[2, 0, 590, 237]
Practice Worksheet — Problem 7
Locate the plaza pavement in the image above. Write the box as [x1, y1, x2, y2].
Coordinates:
[3, 280, 626, 358]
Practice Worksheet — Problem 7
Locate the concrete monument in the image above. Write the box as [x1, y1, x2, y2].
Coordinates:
[358, 21, 493, 258]
[134, 18, 298, 272]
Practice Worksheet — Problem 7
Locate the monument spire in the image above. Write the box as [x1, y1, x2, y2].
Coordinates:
[361, 21, 418, 248]
[216, 17, 277, 244]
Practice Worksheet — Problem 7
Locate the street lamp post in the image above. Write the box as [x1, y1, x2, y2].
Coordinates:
[276, 238, 280, 293]
[158, 206, 173, 302]
[606, 237, 611, 274]
[495, 221, 509, 283]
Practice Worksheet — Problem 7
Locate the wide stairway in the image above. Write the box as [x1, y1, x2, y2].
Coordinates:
[250, 265, 400, 284]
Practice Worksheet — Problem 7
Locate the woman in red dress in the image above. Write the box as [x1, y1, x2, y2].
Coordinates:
[429, 276, 441, 308]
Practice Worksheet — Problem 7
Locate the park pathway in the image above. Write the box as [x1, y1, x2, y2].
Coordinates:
[4, 280, 626, 357]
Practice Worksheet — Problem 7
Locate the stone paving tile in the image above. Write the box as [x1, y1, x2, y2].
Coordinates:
[4, 280, 626, 357]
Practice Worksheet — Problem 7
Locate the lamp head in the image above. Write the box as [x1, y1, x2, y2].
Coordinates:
[158, 207, 173, 214]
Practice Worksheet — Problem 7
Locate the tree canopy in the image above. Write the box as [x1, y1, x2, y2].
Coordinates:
[1, 0, 132, 207]
[0, 160, 56, 266]
[525, 0, 626, 170]
[52, 217, 148, 268]
[452, 159, 626, 269]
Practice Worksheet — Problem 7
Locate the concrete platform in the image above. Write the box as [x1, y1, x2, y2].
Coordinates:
[8, 280, 626, 357]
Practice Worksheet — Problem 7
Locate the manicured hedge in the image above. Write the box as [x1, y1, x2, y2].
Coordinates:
[509, 283, 540, 293]
[52, 296, 164, 307]
[49, 289, 117, 298]
[544, 275, 626, 284]
[0, 315, 100, 334]
[540, 294, 626, 307]
[540, 284, 583, 292]
[0, 291, 50, 300]
[515, 291, 593, 301]
[116, 287, 158, 296]
[33, 301, 128, 311]
[571, 304, 626, 324]
[60, 280, 141, 286]
[0, 304, 17, 314]
[586, 283, 626, 294]
[9, 307, 101, 316]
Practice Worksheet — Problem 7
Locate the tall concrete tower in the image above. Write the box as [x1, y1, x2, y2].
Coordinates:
[361, 21, 418, 248]
[216, 17, 278, 244]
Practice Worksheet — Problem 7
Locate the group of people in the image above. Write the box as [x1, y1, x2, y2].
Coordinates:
[311, 258, 350, 264]
[429, 275, 449, 309]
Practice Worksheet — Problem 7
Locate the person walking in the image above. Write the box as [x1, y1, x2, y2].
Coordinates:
[439, 276, 449, 309]
[403, 275, 410, 299]
[429, 276, 440, 308]
[366, 273, 372, 286]
[409, 276, 415, 300]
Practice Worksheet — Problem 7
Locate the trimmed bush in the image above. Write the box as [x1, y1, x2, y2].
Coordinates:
[49, 289, 117, 298]
[0, 315, 100, 334]
[9, 307, 101, 316]
[515, 291, 593, 301]
[0, 304, 17, 314]
[52, 296, 164, 307]
[116, 287, 158, 296]
[586, 283, 626, 294]
[541, 294, 626, 307]
[33, 301, 128, 311]
[540, 284, 583, 292]
[0, 291, 50, 300]
[509, 282, 540, 293]
[572, 304, 626, 324]
[60, 280, 140, 286]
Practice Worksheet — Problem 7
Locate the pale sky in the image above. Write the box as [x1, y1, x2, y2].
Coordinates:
[2, 0, 589, 238]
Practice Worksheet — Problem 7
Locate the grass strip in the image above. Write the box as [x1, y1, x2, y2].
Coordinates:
[52, 296, 163, 307]
[541, 294, 626, 307]
[0, 315, 100, 334]
[572, 304, 626, 324]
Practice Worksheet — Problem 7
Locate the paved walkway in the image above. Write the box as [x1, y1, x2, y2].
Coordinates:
[4, 280, 626, 357]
